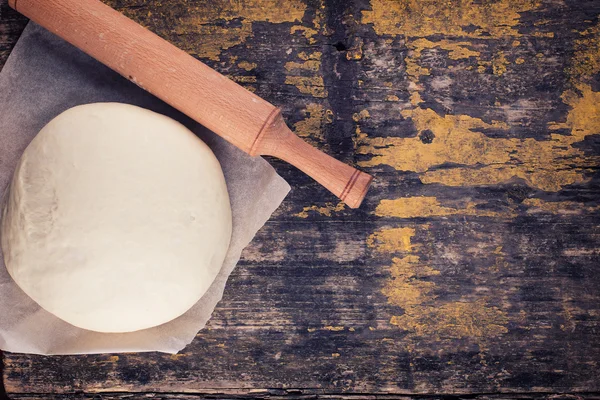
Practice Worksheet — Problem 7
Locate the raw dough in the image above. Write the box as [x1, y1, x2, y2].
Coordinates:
[1, 103, 232, 333]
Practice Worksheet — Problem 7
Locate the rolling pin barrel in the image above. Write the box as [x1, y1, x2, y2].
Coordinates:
[9, 0, 372, 208]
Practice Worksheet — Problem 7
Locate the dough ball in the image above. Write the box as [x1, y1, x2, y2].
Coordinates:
[1, 103, 232, 333]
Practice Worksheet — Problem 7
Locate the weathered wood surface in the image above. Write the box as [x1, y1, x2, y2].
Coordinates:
[0, 0, 26, 65]
[6, 394, 600, 400]
[1, 0, 600, 397]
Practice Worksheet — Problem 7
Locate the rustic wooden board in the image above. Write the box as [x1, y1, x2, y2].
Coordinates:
[0, 0, 27, 65]
[6, 394, 600, 400]
[2, 0, 600, 397]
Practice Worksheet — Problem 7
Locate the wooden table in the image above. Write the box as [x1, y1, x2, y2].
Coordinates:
[1, 0, 600, 398]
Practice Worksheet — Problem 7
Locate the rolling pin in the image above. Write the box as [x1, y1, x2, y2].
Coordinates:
[8, 0, 373, 208]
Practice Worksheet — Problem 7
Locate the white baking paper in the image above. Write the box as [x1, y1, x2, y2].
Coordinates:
[0, 23, 290, 355]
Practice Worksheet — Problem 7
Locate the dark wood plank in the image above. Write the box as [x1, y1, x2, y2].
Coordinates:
[7, 393, 600, 400]
[2, 0, 600, 397]
[0, 0, 27, 69]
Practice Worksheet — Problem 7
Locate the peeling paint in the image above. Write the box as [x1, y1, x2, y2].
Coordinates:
[391, 300, 509, 338]
[361, 0, 540, 38]
[284, 2, 326, 96]
[323, 326, 345, 331]
[382, 256, 439, 308]
[238, 61, 257, 71]
[291, 25, 319, 44]
[229, 75, 258, 84]
[352, 109, 371, 122]
[285, 76, 328, 97]
[567, 22, 600, 82]
[373, 225, 509, 340]
[295, 201, 344, 218]
[492, 51, 509, 76]
[523, 199, 600, 214]
[298, 51, 323, 61]
[357, 89, 600, 191]
[367, 227, 416, 253]
[285, 60, 322, 72]
[375, 197, 510, 218]
[293, 103, 333, 145]
[131, 0, 307, 60]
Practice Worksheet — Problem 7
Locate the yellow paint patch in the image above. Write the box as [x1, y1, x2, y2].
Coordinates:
[286, 32, 325, 97]
[391, 300, 509, 338]
[169, 354, 186, 360]
[375, 197, 509, 218]
[346, 40, 364, 60]
[410, 91, 424, 106]
[285, 76, 328, 97]
[515, 57, 525, 64]
[567, 22, 600, 82]
[295, 201, 344, 218]
[298, 51, 323, 61]
[403, 39, 475, 90]
[399, 38, 479, 115]
[285, 60, 321, 72]
[357, 88, 600, 191]
[411, 39, 480, 62]
[291, 25, 319, 44]
[367, 227, 416, 253]
[290, 2, 323, 44]
[323, 326, 345, 331]
[352, 109, 371, 122]
[238, 61, 257, 71]
[358, 107, 510, 172]
[492, 52, 509, 76]
[422, 165, 588, 192]
[229, 75, 258, 84]
[548, 84, 600, 138]
[376, 225, 509, 340]
[136, 0, 307, 60]
[332, 353, 341, 357]
[386, 95, 400, 102]
[523, 199, 600, 215]
[293, 103, 333, 142]
[108, 355, 119, 362]
[362, 0, 540, 38]
[382, 256, 440, 308]
[533, 31, 555, 38]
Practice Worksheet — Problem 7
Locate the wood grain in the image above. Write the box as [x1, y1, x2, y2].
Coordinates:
[0, 0, 26, 67]
[7, 394, 600, 400]
[2, 0, 600, 397]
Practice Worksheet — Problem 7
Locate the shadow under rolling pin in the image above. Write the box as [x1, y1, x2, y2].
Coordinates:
[9, 0, 373, 208]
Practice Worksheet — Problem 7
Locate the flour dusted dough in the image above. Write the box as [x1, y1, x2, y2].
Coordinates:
[1, 103, 232, 333]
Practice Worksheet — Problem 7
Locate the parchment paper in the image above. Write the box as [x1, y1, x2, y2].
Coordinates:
[0, 23, 290, 355]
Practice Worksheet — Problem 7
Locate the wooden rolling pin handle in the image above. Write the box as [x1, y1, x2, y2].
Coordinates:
[9, 0, 372, 208]
[251, 109, 373, 208]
